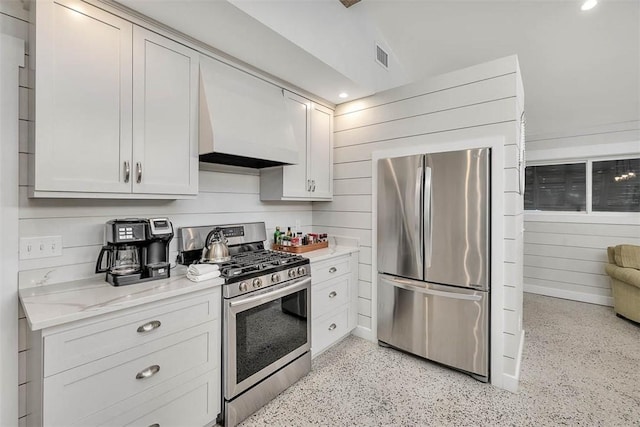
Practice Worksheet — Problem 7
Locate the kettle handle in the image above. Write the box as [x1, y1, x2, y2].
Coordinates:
[95, 246, 111, 273]
[204, 227, 225, 246]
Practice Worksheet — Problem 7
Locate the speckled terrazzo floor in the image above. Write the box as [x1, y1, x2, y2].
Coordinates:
[240, 293, 640, 426]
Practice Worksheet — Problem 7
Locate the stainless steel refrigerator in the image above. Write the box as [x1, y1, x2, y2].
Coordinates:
[377, 148, 490, 381]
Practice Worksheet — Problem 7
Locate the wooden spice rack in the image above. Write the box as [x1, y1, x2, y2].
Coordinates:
[272, 241, 328, 253]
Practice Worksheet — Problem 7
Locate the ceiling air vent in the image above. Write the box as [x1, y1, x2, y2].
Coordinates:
[376, 44, 389, 69]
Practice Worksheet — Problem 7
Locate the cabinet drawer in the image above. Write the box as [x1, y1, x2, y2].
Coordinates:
[312, 276, 349, 320]
[312, 307, 349, 356]
[44, 289, 220, 377]
[311, 256, 350, 285]
[78, 368, 220, 427]
[43, 321, 218, 425]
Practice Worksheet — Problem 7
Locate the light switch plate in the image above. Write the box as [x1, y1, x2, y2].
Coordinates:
[20, 236, 62, 259]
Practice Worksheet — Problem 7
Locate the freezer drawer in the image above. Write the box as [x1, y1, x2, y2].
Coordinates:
[377, 274, 489, 379]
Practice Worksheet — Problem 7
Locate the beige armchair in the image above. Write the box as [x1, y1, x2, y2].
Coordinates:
[605, 245, 640, 324]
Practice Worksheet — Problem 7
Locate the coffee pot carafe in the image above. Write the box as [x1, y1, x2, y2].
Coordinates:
[95, 244, 141, 276]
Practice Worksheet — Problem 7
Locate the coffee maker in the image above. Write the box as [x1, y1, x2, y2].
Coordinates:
[95, 218, 174, 286]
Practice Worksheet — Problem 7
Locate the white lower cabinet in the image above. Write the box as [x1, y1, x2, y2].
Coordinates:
[310, 252, 358, 358]
[78, 367, 218, 427]
[26, 288, 221, 427]
[312, 307, 350, 355]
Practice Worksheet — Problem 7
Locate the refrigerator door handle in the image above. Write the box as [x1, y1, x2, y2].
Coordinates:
[424, 166, 433, 268]
[416, 164, 424, 269]
[382, 275, 482, 302]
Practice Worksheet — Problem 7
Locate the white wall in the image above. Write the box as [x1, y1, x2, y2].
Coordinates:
[1, 26, 25, 427]
[1, 4, 29, 425]
[524, 121, 640, 306]
[314, 55, 525, 390]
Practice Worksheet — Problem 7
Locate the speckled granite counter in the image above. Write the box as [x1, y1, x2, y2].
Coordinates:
[301, 245, 359, 263]
[19, 266, 224, 331]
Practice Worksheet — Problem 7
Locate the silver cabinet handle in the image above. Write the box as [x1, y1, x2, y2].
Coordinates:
[312, 180, 316, 192]
[136, 162, 142, 183]
[137, 320, 161, 333]
[124, 161, 130, 183]
[307, 179, 311, 191]
[329, 267, 337, 273]
[328, 323, 336, 331]
[328, 291, 337, 298]
[136, 364, 160, 380]
[148, 424, 159, 427]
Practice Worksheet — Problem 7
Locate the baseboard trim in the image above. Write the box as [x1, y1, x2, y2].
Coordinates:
[352, 325, 374, 342]
[524, 284, 613, 307]
[502, 329, 525, 393]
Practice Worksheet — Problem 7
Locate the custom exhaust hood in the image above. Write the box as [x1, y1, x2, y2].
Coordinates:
[199, 55, 298, 168]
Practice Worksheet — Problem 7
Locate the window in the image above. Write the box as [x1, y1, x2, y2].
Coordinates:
[524, 163, 586, 211]
[525, 157, 639, 213]
[592, 159, 640, 212]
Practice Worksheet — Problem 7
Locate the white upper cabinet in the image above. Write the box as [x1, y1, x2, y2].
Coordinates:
[33, 0, 133, 195]
[281, 91, 311, 197]
[309, 103, 333, 199]
[31, 0, 198, 198]
[260, 91, 333, 201]
[132, 26, 199, 196]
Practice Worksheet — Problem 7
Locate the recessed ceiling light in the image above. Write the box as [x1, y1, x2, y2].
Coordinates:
[338, 92, 349, 99]
[581, 0, 597, 11]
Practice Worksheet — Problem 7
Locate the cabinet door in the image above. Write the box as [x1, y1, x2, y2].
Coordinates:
[282, 91, 311, 197]
[309, 103, 333, 199]
[34, 0, 133, 193]
[132, 26, 199, 195]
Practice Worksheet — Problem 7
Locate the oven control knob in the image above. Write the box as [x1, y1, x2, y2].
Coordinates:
[288, 269, 297, 278]
[297, 266, 307, 276]
[239, 282, 248, 292]
[252, 278, 262, 288]
[271, 273, 281, 283]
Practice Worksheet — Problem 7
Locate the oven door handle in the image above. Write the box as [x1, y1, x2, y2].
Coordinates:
[229, 277, 311, 308]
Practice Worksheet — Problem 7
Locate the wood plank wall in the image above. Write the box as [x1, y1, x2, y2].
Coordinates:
[3, 5, 311, 423]
[315, 56, 525, 383]
[2, 3, 31, 425]
[524, 122, 640, 306]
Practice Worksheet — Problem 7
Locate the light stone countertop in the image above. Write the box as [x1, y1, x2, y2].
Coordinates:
[19, 265, 224, 331]
[301, 245, 359, 263]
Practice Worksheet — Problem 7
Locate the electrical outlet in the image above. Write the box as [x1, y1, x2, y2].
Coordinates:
[20, 236, 63, 259]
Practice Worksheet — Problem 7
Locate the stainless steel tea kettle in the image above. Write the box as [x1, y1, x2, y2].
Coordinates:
[201, 227, 231, 263]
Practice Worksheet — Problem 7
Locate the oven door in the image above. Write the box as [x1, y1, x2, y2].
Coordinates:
[224, 276, 311, 399]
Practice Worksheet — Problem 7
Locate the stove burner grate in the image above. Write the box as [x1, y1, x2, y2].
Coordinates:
[210, 250, 305, 279]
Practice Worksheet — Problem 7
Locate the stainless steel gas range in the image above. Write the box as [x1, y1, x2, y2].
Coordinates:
[178, 222, 311, 427]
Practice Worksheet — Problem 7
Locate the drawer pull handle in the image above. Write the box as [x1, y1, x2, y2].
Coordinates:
[136, 365, 160, 380]
[137, 320, 161, 333]
[328, 291, 337, 298]
[149, 424, 160, 427]
[328, 323, 337, 331]
[329, 267, 337, 273]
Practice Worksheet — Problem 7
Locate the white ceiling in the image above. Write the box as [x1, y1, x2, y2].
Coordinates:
[117, 0, 639, 137]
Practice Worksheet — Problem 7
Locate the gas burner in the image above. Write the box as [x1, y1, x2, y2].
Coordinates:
[209, 250, 306, 283]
